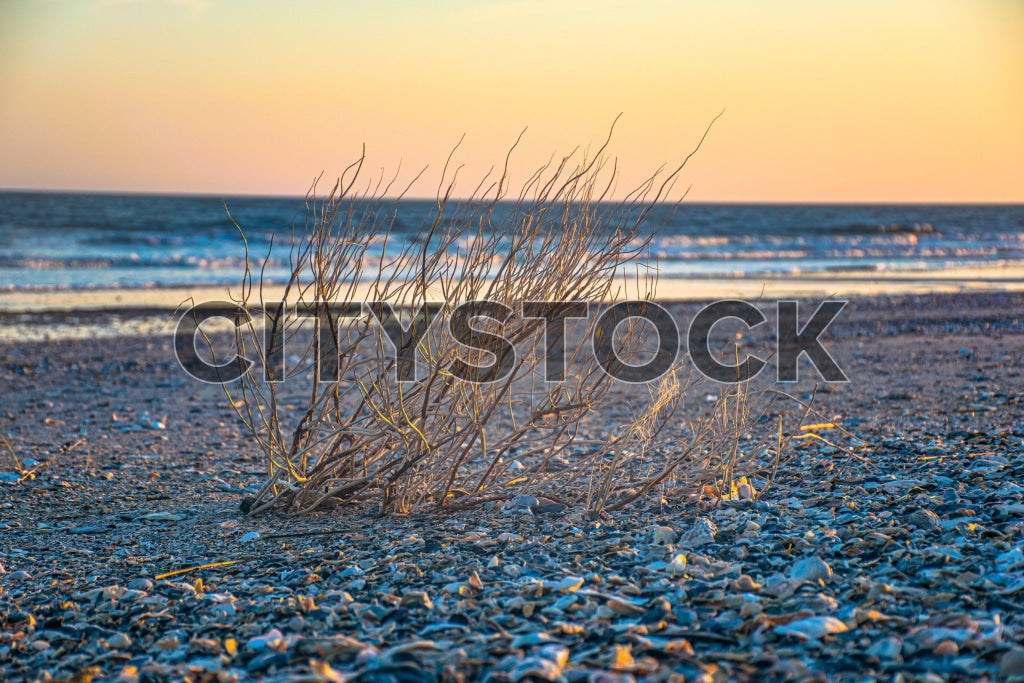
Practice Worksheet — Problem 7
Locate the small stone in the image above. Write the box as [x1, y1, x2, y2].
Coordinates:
[246, 628, 284, 652]
[155, 636, 180, 651]
[866, 636, 902, 660]
[774, 616, 849, 640]
[1001, 648, 1024, 678]
[511, 656, 564, 683]
[998, 547, 1024, 572]
[532, 501, 567, 515]
[107, 632, 132, 650]
[400, 590, 433, 609]
[552, 575, 584, 593]
[138, 512, 186, 522]
[933, 640, 958, 656]
[652, 525, 678, 545]
[740, 600, 762, 618]
[504, 494, 538, 514]
[240, 531, 261, 542]
[732, 574, 761, 592]
[606, 598, 645, 616]
[666, 554, 687, 575]
[679, 517, 717, 548]
[7, 611, 35, 627]
[511, 632, 558, 649]
[9, 569, 31, 581]
[210, 602, 236, 618]
[788, 556, 833, 585]
[907, 509, 941, 530]
[127, 578, 153, 591]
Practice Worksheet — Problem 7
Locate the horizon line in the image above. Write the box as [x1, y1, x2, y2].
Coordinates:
[2, 186, 1023, 207]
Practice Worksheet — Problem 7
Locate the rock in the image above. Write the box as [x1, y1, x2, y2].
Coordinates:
[737, 480, 756, 500]
[997, 547, 1024, 571]
[504, 494, 538, 515]
[246, 629, 285, 652]
[788, 556, 833, 585]
[907, 508, 941, 530]
[666, 554, 687, 575]
[240, 531, 261, 542]
[652, 526, 677, 545]
[511, 656, 565, 683]
[400, 591, 433, 609]
[127, 578, 153, 591]
[533, 499, 568, 515]
[138, 512, 186, 522]
[511, 633, 560, 649]
[605, 598, 645, 617]
[774, 616, 849, 640]
[107, 632, 132, 650]
[679, 517, 717, 548]
[732, 574, 761, 592]
[866, 637, 902, 661]
[1001, 648, 1024, 679]
[550, 576, 584, 593]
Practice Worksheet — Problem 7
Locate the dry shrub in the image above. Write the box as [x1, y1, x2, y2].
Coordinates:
[212, 122, 804, 516]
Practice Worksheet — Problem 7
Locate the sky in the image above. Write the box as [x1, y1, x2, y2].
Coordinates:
[0, 0, 1021, 202]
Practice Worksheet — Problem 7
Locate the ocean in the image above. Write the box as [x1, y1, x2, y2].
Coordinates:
[1, 191, 1022, 291]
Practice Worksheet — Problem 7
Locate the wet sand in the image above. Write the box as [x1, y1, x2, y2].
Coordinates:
[3, 264, 1024, 313]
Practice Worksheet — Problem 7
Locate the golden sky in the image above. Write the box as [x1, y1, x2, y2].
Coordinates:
[1, 0, 1021, 201]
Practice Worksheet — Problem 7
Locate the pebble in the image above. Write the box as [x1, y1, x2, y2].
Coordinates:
[788, 556, 833, 585]
[127, 578, 153, 591]
[401, 590, 434, 609]
[679, 517, 717, 548]
[666, 554, 687, 575]
[651, 525, 677, 545]
[246, 629, 284, 652]
[907, 508, 941, 529]
[1001, 648, 1024, 679]
[732, 574, 760, 591]
[774, 616, 849, 640]
[107, 633, 132, 650]
[4, 385, 1024, 682]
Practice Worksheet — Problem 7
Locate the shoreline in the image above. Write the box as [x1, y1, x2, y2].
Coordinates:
[3, 264, 1024, 313]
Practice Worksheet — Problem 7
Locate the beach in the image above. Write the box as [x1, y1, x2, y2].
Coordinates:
[2, 288, 1024, 681]
[5, 0, 1023, 677]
